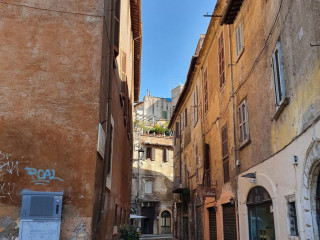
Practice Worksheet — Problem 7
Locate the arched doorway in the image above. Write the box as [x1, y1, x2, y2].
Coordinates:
[247, 186, 275, 240]
[301, 139, 320, 239]
[161, 210, 171, 234]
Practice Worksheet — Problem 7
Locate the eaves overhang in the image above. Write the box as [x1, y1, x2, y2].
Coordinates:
[130, 0, 142, 103]
[220, 0, 244, 25]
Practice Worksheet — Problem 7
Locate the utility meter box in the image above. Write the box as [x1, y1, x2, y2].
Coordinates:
[18, 190, 63, 240]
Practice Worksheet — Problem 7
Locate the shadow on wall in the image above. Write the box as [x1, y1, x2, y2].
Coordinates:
[131, 167, 173, 201]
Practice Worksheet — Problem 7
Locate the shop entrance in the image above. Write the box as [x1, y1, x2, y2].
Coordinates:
[247, 186, 275, 240]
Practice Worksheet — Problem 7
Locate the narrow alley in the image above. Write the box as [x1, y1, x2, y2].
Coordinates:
[0, 0, 319, 240]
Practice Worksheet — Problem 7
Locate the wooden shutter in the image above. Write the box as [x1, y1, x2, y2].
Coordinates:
[219, 32, 225, 88]
[151, 148, 155, 161]
[223, 204, 237, 240]
[222, 125, 228, 158]
[162, 149, 167, 162]
[113, 0, 120, 56]
[209, 207, 217, 240]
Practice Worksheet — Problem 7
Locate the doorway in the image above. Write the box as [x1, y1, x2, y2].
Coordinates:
[247, 186, 275, 240]
[161, 210, 171, 234]
[141, 207, 155, 234]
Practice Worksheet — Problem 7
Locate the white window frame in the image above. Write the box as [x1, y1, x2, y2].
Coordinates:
[235, 22, 244, 57]
[272, 41, 286, 106]
[238, 99, 250, 144]
[144, 180, 153, 194]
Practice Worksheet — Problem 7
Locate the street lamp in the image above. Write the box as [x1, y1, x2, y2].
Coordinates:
[138, 147, 144, 159]
[136, 147, 144, 228]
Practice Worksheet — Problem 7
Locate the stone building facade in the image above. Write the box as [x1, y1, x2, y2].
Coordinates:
[170, 0, 320, 239]
[131, 94, 174, 235]
[131, 134, 173, 235]
[0, 0, 141, 239]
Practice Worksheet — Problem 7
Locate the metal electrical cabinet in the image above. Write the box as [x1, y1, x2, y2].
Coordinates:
[18, 190, 63, 240]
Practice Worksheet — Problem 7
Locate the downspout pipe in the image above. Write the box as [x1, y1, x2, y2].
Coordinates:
[227, 25, 240, 239]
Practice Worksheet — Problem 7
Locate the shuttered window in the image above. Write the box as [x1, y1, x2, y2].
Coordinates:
[185, 108, 188, 127]
[146, 147, 152, 159]
[114, 0, 120, 56]
[218, 32, 225, 88]
[223, 160, 230, 183]
[272, 41, 286, 106]
[194, 86, 198, 125]
[204, 68, 208, 113]
[238, 99, 249, 143]
[163, 149, 169, 162]
[223, 204, 237, 240]
[208, 207, 217, 240]
[221, 125, 228, 159]
[235, 23, 244, 56]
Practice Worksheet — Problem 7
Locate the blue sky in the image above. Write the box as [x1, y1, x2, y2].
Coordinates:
[140, 0, 216, 101]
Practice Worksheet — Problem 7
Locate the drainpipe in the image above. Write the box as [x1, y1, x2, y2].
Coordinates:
[227, 25, 240, 239]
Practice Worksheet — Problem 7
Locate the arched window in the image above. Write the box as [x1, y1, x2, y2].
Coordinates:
[161, 211, 171, 234]
[247, 186, 275, 240]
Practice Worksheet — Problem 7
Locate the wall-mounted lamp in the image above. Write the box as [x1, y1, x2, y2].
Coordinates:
[230, 197, 235, 205]
[213, 205, 218, 212]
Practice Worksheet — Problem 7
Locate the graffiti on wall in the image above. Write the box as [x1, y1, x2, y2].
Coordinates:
[0, 149, 64, 202]
[24, 167, 64, 185]
[0, 151, 19, 176]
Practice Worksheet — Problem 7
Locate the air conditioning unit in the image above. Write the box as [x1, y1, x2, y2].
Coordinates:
[19, 190, 63, 240]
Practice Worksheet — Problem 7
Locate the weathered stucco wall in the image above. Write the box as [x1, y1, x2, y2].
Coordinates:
[0, 3, 103, 239]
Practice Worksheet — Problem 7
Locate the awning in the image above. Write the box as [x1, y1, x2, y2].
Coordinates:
[130, 214, 147, 219]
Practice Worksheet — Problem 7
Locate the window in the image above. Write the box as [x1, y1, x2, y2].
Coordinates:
[163, 149, 169, 162]
[162, 111, 167, 120]
[181, 114, 184, 131]
[222, 125, 229, 183]
[114, 0, 120, 56]
[218, 32, 225, 88]
[193, 86, 198, 125]
[204, 144, 211, 187]
[106, 116, 114, 189]
[185, 108, 188, 127]
[146, 147, 152, 159]
[238, 99, 249, 144]
[235, 23, 244, 57]
[272, 41, 286, 106]
[196, 146, 199, 181]
[145, 180, 153, 194]
[114, 204, 118, 226]
[175, 122, 180, 141]
[221, 125, 228, 159]
[204, 68, 208, 113]
[288, 201, 299, 236]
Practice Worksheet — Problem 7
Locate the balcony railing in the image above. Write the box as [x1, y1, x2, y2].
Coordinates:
[173, 178, 183, 193]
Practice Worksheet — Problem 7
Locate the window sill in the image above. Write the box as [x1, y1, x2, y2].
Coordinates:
[235, 47, 245, 63]
[239, 138, 251, 150]
[273, 97, 290, 120]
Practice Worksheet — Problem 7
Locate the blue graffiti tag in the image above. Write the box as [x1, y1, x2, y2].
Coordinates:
[24, 167, 64, 185]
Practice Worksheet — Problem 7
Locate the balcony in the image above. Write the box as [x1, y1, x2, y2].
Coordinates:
[173, 178, 183, 193]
